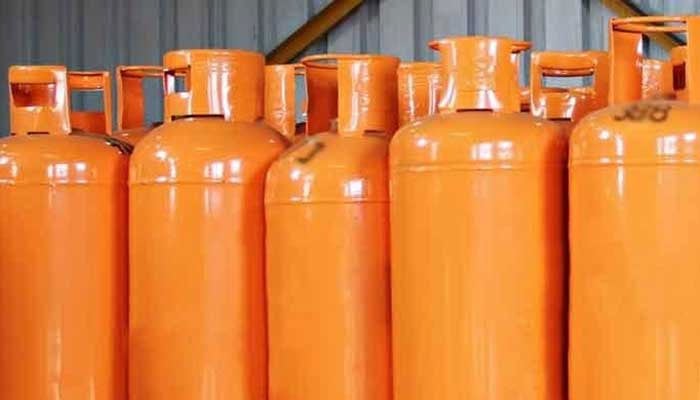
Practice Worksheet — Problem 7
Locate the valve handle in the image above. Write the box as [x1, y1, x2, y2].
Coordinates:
[300, 54, 399, 137]
[530, 51, 609, 121]
[68, 71, 113, 135]
[116, 65, 164, 130]
[9, 65, 71, 136]
[264, 63, 306, 140]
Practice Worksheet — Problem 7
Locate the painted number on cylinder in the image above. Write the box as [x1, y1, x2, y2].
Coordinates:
[296, 141, 325, 164]
[614, 103, 671, 122]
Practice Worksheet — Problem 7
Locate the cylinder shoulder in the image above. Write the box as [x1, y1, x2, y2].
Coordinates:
[0, 134, 130, 185]
[570, 101, 700, 166]
[130, 118, 288, 185]
[390, 112, 567, 169]
[266, 133, 389, 204]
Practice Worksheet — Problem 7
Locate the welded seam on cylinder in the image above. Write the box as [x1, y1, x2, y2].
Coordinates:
[266, 199, 389, 205]
[391, 162, 566, 172]
[0, 182, 126, 186]
[128, 180, 247, 186]
[570, 159, 700, 167]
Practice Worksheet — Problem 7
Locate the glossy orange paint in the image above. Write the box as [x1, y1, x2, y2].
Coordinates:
[162, 49, 264, 123]
[397, 62, 441, 126]
[569, 16, 700, 400]
[305, 57, 338, 134]
[264, 63, 306, 140]
[0, 66, 128, 399]
[642, 58, 674, 99]
[511, 40, 533, 112]
[530, 50, 609, 129]
[114, 65, 164, 145]
[391, 37, 567, 400]
[129, 49, 287, 400]
[68, 70, 113, 134]
[266, 53, 397, 400]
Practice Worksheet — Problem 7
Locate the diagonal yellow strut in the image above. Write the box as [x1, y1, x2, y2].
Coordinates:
[266, 0, 365, 64]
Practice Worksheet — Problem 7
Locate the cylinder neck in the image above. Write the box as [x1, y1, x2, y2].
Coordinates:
[9, 66, 71, 136]
[302, 54, 399, 137]
[431, 36, 521, 114]
[163, 49, 264, 122]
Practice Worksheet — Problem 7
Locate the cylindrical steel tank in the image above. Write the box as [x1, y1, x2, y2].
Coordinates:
[397, 62, 441, 126]
[265, 63, 306, 141]
[67, 70, 113, 134]
[0, 66, 129, 399]
[266, 53, 398, 400]
[113, 65, 164, 145]
[129, 49, 287, 400]
[530, 50, 609, 131]
[569, 16, 700, 400]
[391, 36, 567, 400]
[642, 58, 674, 99]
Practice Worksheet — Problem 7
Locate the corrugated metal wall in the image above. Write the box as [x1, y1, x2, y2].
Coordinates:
[0, 0, 699, 134]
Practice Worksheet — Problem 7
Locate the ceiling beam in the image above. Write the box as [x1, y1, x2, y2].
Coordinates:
[266, 0, 365, 65]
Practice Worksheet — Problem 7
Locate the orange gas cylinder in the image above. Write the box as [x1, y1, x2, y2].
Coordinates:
[642, 58, 674, 99]
[129, 49, 287, 400]
[113, 65, 164, 145]
[397, 62, 441, 126]
[530, 50, 609, 131]
[569, 16, 700, 400]
[391, 36, 567, 400]
[67, 70, 113, 134]
[0, 66, 129, 399]
[265, 63, 306, 141]
[266, 53, 398, 400]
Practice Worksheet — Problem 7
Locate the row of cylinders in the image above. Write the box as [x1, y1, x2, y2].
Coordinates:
[1, 15, 699, 400]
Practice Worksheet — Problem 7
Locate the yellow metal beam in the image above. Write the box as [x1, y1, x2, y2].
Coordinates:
[266, 0, 365, 64]
[601, 0, 684, 51]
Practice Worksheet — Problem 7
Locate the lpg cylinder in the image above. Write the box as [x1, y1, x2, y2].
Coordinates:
[642, 58, 674, 99]
[68, 70, 113, 134]
[266, 53, 398, 400]
[391, 36, 567, 400]
[265, 63, 306, 141]
[113, 65, 164, 145]
[530, 51, 609, 132]
[0, 66, 129, 399]
[129, 49, 287, 400]
[569, 16, 700, 400]
[397, 62, 441, 126]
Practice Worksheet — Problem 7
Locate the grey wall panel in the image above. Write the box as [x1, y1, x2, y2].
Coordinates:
[1, 0, 699, 134]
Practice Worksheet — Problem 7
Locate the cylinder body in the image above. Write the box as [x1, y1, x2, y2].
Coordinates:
[0, 136, 129, 399]
[266, 134, 391, 400]
[569, 101, 700, 399]
[391, 113, 566, 400]
[129, 118, 285, 400]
